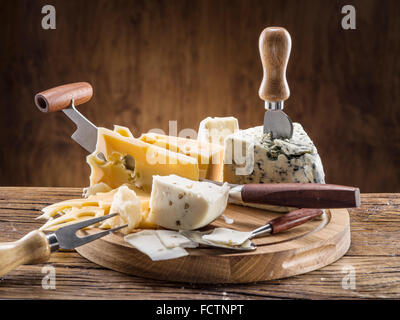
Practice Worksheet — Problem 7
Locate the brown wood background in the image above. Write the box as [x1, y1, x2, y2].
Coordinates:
[0, 0, 399, 192]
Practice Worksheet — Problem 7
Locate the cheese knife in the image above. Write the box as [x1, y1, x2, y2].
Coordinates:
[0, 213, 126, 277]
[200, 179, 360, 208]
[259, 27, 293, 139]
[181, 208, 324, 251]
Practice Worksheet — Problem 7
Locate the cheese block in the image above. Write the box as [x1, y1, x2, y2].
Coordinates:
[148, 175, 230, 230]
[87, 126, 200, 191]
[223, 123, 325, 185]
[139, 132, 224, 181]
[198, 116, 239, 146]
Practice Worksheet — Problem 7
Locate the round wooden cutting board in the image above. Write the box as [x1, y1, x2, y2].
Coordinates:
[76, 205, 350, 283]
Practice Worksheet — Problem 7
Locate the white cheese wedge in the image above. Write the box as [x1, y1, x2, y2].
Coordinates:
[149, 175, 230, 230]
[203, 228, 252, 246]
[155, 230, 198, 248]
[198, 116, 239, 146]
[124, 230, 189, 261]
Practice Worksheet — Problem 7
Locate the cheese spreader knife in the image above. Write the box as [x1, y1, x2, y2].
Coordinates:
[259, 27, 293, 139]
[34, 83, 360, 209]
[0, 213, 126, 277]
[181, 208, 324, 251]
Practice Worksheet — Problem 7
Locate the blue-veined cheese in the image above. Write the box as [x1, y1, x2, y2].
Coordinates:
[223, 123, 325, 185]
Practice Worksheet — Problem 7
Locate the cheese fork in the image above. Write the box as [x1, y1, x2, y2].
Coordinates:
[0, 213, 126, 277]
[181, 208, 324, 251]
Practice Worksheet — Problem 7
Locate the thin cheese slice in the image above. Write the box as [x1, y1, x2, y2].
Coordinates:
[88, 127, 200, 191]
[124, 230, 188, 261]
[202, 228, 252, 246]
[155, 230, 198, 248]
[38, 185, 155, 232]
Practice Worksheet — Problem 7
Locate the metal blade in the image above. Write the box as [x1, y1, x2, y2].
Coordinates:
[62, 102, 98, 154]
[180, 230, 256, 251]
[54, 213, 122, 249]
[263, 110, 293, 139]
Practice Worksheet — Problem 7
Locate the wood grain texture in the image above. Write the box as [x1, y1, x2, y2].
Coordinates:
[0, 0, 399, 192]
[258, 27, 291, 102]
[0, 187, 399, 299]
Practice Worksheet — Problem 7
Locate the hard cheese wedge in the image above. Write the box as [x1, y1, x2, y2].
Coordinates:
[139, 132, 224, 181]
[148, 175, 230, 230]
[87, 127, 201, 191]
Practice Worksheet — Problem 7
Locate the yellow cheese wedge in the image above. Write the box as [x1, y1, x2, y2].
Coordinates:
[88, 127, 200, 191]
[139, 132, 224, 181]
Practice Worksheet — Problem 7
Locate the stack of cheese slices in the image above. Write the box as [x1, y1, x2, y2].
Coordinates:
[38, 116, 325, 260]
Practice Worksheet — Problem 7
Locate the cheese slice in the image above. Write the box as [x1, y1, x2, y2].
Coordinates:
[198, 116, 239, 146]
[202, 228, 252, 246]
[88, 126, 200, 191]
[124, 230, 189, 261]
[148, 175, 230, 230]
[139, 132, 224, 181]
[155, 230, 198, 248]
[38, 185, 155, 232]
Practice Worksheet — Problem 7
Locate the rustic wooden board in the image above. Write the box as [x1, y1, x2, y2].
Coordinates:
[76, 204, 350, 283]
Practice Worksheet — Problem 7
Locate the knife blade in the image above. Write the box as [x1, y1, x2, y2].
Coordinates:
[258, 27, 293, 139]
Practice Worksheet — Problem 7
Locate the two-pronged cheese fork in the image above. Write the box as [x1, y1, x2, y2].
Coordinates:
[0, 213, 126, 277]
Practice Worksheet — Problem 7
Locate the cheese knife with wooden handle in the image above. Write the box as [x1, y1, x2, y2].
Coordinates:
[259, 26, 293, 139]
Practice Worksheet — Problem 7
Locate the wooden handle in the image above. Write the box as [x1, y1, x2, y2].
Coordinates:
[34, 82, 93, 113]
[258, 27, 291, 102]
[269, 208, 324, 234]
[241, 183, 361, 208]
[0, 230, 51, 277]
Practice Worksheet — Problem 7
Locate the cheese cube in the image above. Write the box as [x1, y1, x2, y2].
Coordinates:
[198, 116, 239, 146]
[148, 175, 230, 230]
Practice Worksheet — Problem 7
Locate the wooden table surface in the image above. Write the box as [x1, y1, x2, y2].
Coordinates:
[0, 187, 399, 300]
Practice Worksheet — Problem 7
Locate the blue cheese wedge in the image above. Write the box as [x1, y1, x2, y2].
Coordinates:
[223, 123, 325, 185]
[148, 175, 230, 230]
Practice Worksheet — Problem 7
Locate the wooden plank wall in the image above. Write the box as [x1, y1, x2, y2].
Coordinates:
[0, 0, 399, 192]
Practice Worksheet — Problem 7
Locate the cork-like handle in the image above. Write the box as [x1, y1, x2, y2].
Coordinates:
[258, 27, 291, 102]
[241, 183, 361, 208]
[34, 82, 93, 113]
[269, 208, 324, 234]
[0, 230, 51, 277]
